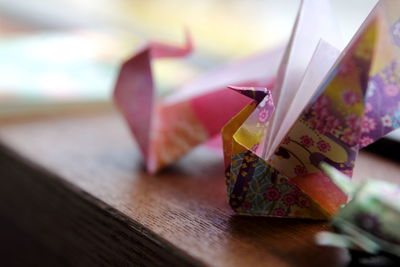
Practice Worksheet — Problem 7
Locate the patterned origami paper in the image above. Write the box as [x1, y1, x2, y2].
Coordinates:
[114, 32, 283, 173]
[222, 0, 400, 219]
[316, 164, 400, 261]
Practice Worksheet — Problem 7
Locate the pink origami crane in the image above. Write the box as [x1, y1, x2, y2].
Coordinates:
[114, 32, 283, 173]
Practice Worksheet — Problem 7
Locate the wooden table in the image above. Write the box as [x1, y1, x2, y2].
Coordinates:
[0, 108, 399, 266]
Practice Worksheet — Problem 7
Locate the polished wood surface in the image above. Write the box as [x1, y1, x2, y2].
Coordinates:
[0, 109, 398, 266]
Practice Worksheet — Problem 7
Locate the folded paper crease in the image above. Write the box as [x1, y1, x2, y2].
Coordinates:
[223, 0, 400, 219]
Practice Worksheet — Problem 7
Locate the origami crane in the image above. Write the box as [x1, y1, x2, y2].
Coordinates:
[114, 32, 283, 173]
[222, 0, 400, 219]
[316, 164, 400, 262]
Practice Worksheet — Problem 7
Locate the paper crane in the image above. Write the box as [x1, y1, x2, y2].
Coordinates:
[114, 32, 283, 173]
[222, 0, 400, 219]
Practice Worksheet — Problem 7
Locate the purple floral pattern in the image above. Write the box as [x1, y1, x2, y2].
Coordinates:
[271, 14, 400, 180]
[227, 150, 327, 219]
[224, 2, 400, 219]
[360, 60, 400, 147]
[391, 19, 400, 47]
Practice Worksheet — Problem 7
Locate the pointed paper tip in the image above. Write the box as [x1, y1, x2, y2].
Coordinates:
[320, 162, 355, 196]
[150, 29, 193, 58]
[183, 27, 194, 51]
[228, 86, 271, 104]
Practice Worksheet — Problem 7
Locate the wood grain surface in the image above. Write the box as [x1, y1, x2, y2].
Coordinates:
[0, 109, 399, 266]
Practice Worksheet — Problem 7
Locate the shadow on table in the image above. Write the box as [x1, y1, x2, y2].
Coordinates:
[226, 215, 350, 266]
[363, 138, 400, 164]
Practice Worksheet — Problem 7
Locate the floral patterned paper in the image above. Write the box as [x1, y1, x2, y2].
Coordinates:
[222, 0, 400, 219]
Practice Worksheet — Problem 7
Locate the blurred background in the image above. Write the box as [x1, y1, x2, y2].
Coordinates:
[0, 0, 384, 120]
